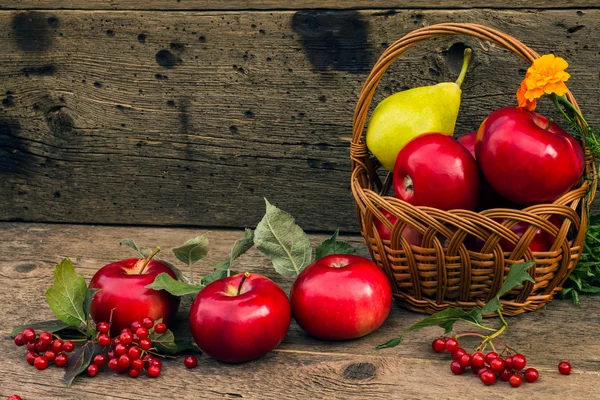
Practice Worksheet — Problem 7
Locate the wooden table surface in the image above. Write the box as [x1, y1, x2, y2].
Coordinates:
[1, 222, 599, 400]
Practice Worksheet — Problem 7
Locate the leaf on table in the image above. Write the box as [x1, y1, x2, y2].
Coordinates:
[405, 308, 478, 335]
[482, 261, 536, 315]
[149, 328, 178, 354]
[120, 238, 152, 258]
[174, 337, 202, 354]
[200, 262, 231, 286]
[254, 198, 312, 278]
[64, 341, 101, 387]
[376, 336, 403, 349]
[11, 320, 72, 338]
[83, 288, 100, 322]
[45, 258, 88, 327]
[172, 233, 209, 266]
[314, 230, 358, 260]
[146, 273, 204, 296]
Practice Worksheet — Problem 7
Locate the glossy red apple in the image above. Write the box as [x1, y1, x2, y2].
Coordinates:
[393, 133, 480, 211]
[89, 250, 180, 334]
[476, 107, 585, 205]
[290, 254, 392, 340]
[457, 131, 477, 159]
[373, 208, 423, 245]
[189, 273, 291, 363]
[472, 217, 561, 253]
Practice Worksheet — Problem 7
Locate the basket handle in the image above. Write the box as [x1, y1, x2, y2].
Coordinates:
[350, 23, 585, 169]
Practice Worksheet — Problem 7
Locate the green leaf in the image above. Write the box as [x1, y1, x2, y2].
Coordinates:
[83, 288, 100, 322]
[172, 233, 209, 266]
[497, 261, 536, 298]
[201, 229, 254, 285]
[11, 320, 71, 338]
[120, 238, 151, 258]
[149, 328, 178, 354]
[64, 341, 101, 387]
[200, 262, 231, 286]
[314, 230, 358, 260]
[254, 199, 313, 278]
[174, 338, 202, 354]
[481, 297, 502, 315]
[159, 259, 185, 282]
[146, 273, 203, 296]
[405, 308, 476, 335]
[45, 258, 88, 327]
[376, 336, 403, 349]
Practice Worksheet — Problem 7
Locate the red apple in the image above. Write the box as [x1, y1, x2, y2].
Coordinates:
[290, 254, 392, 340]
[457, 131, 477, 159]
[393, 133, 480, 211]
[472, 216, 561, 252]
[89, 252, 180, 334]
[373, 208, 423, 245]
[189, 273, 291, 363]
[476, 107, 584, 205]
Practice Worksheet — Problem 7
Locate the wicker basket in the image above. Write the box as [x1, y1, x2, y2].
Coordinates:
[350, 23, 597, 316]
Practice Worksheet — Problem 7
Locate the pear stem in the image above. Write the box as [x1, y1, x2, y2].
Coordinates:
[455, 48, 472, 88]
[139, 247, 161, 274]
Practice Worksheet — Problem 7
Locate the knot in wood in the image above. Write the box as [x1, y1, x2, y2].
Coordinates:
[341, 362, 376, 380]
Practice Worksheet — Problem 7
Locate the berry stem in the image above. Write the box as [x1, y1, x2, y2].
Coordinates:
[237, 272, 251, 296]
[139, 247, 161, 274]
[147, 350, 177, 359]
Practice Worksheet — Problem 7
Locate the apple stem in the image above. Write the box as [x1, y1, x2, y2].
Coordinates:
[455, 48, 472, 88]
[237, 272, 251, 296]
[545, 118, 554, 130]
[139, 247, 161, 274]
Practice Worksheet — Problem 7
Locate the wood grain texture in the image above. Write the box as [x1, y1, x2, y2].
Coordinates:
[2, 0, 599, 10]
[1, 223, 600, 399]
[0, 9, 599, 231]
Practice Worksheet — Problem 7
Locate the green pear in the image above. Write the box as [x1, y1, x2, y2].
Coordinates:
[366, 49, 472, 171]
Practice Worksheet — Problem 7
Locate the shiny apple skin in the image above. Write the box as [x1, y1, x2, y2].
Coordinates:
[393, 133, 480, 211]
[457, 131, 477, 159]
[189, 273, 291, 363]
[290, 254, 392, 340]
[89, 259, 180, 334]
[373, 208, 423, 245]
[476, 107, 585, 205]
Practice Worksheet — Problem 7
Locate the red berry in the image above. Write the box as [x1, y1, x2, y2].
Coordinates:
[505, 356, 513, 370]
[154, 322, 167, 334]
[34, 356, 48, 370]
[112, 337, 121, 346]
[524, 367, 539, 383]
[93, 354, 107, 367]
[500, 369, 513, 382]
[96, 322, 110, 334]
[142, 317, 154, 329]
[445, 338, 459, 353]
[114, 343, 128, 356]
[128, 346, 141, 359]
[450, 360, 465, 375]
[142, 354, 153, 368]
[184, 355, 198, 369]
[107, 349, 116, 359]
[39, 331, 53, 346]
[490, 357, 505, 372]
[509, 373, 523, 388]
[26, 351, 37, 366]
[62, 341, 75, 353]
[97, 333, 111, 347]
[485, 351, 498, 365]
[480, 370, 497, 386]
[129, 368, 141, 378]
[147, 364, 161, 377]
[8, 395, 22, 400]
[471, 352, 485, 368]
[558, 361, 571, 375]
[477, 367, 491, 378]
[139, 338, 152, 351]
[26, 342, 36, 352]
[451, 348, 466, 362]
[51, 339, 64, 353]
[471, 365, 483, 375]
[131, 358, 145, 371]
[132, 334, 141, 343]
[121, 328, 133, 336]
[432, 338, 446, 353]
[135, 327, 149, 340]
[87, 364, 99, 377]
[22, 328, 36, 343]
[117, 366, 129, 374]
[108, 358, 119, 371]
[118, 354, 132, 369]
[512, 354, 527, 371]
[120, 332, 133, 345]
[14, 333, 25, 347]
[35, 341, 48, 353]
[130, 321, 142, 331]
[44, 350, 56, 362]
[458, 353, 471, 368]
[55, 353, 68, 367]
[150, 358, 162, 369]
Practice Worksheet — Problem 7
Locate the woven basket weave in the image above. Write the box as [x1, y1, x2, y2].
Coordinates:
[350, 23, 597, 316]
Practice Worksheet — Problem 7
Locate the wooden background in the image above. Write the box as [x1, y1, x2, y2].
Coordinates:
[1, 1, 599, 232]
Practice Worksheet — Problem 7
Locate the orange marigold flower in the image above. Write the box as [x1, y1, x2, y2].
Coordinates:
[517, 80, 536, 111]
[516, 54, 570, 110]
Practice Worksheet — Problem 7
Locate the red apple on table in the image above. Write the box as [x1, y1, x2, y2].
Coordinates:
[189, 273, 291, 363]
[89, 249, 181, 334]
[290, 254, 392, 340]
[476, 107, 585, 205]
[374, 208, 423, 245]
[393, 133, 480, 211]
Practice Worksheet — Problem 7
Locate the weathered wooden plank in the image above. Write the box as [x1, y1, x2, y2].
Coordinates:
[1, 223, 599, 399]
[0, 9, 598, 231]
[1, 0, 598, 10]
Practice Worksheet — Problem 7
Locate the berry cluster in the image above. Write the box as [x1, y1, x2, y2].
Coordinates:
[433, 337, 539, 387]
[13, 328, 75, 370]
[94, 317, 167, 378]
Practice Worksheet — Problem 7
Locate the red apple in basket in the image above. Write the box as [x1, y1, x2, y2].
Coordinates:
[374, 208, 423, 245]
[476, 107, 585, 205]
[393, 133, 480, 211]
[189, 273, 291, 363]
[89, 249, 181, 334]
[290, 254, 392, 340]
